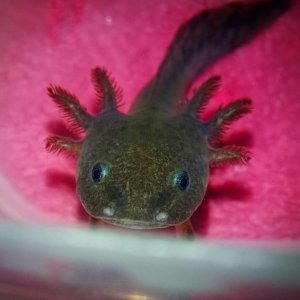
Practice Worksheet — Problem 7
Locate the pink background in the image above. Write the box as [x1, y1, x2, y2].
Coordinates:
[0, 0, 299, 239]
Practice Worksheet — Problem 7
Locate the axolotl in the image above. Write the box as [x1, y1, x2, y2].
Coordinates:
[46, 0, 290, 237]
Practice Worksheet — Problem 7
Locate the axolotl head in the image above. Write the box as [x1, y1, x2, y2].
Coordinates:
[76, 111, 209, 229]
[47, 69, 250, 229]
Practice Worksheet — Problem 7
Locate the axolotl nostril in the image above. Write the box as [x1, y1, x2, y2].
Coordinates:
[46, 0, 291, 237]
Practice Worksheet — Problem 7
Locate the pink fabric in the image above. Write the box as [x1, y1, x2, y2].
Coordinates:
[0, 0, 299, 239]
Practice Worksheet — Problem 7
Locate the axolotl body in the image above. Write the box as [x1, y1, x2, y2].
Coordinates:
[46, 0, 290, 236]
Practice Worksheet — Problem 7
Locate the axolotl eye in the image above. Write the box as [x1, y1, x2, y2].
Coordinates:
[91, 163, 109, 183]
[172, 170, 190, 191]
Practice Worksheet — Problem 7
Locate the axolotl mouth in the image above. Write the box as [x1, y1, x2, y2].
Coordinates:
[100, 217, 172, 229]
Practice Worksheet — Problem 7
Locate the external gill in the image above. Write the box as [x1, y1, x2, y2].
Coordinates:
[183, 76, 252, 166]
[46, 67, 122, 156]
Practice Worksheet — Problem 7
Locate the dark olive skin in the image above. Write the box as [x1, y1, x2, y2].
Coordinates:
[77, 111, 209, 228]
[46, 0, 290, 234]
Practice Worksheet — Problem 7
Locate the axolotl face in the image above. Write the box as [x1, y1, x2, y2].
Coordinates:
[76, 111, 209, 229]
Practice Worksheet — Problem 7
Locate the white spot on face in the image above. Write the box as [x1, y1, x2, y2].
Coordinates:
[103, 207, 115, 217]
[155, 212, 168, 222]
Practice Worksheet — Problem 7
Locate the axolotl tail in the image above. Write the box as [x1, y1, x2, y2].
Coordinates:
[130, 0, 292, 115]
